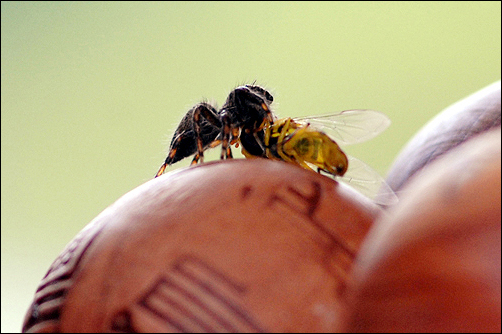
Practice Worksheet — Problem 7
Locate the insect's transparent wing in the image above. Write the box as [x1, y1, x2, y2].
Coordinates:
[339, 156, 398, 206]
[294, 110, 391, 145]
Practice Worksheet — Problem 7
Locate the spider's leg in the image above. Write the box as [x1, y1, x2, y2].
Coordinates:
[155, 163, 168, 178]
[209, 139, 222, 148]
[193, 104, 222, 164]
[230, 128, 240, 145]
[190, 152, 201, 165]
[226, 143, 233, 159]
[155, 132, 185, 177]
[219, 112, 233, 160]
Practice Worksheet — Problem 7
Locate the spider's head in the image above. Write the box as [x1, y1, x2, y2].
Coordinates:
[224, 85, 274, 127]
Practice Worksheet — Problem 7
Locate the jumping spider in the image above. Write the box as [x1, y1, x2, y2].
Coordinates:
[155, 85, 275, 177]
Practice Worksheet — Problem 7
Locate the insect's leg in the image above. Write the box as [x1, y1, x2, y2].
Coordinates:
[230, 128, 240, 146]
[253, 131, 266, 154]
[189, 138, 222, 165]
[155, 132, 185, 178]
[209, 139, 222, 148]
[155, 164, 167, 178]
[263, 121, 273, 157]
[259, 101, 274, 124]
[198, 105, 222, 128]
[219, 113, 233, 160]
[193, 104, 221, 164]
[225, 128, 240, 158]
[275, 118, 293, 156]
[193, 107, 205, 163]
[190, 152, 201, 165]
[251, 119, 269, 155]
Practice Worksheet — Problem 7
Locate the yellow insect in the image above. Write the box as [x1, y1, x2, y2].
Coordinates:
[242, 117, 349, 176]
[238, 110, 397, 205]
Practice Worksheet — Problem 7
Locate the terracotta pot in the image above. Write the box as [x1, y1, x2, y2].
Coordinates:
[386, 81, 501, 193]
[23, 159, 380, 333]
[340, 127, 501, 332]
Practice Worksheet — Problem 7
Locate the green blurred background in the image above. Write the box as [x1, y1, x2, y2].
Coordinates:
[1, 2, 500, 331]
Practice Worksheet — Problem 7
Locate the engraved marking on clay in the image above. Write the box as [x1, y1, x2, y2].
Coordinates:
[120, 256, 264, 333]
[22, 219, 105, 333]
[267, 180, 354, 256]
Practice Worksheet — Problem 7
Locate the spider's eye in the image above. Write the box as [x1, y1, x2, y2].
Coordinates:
[264, 91, 273, 103]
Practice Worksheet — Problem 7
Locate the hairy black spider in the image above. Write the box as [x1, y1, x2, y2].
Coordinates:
[155, 85, 275, 177]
